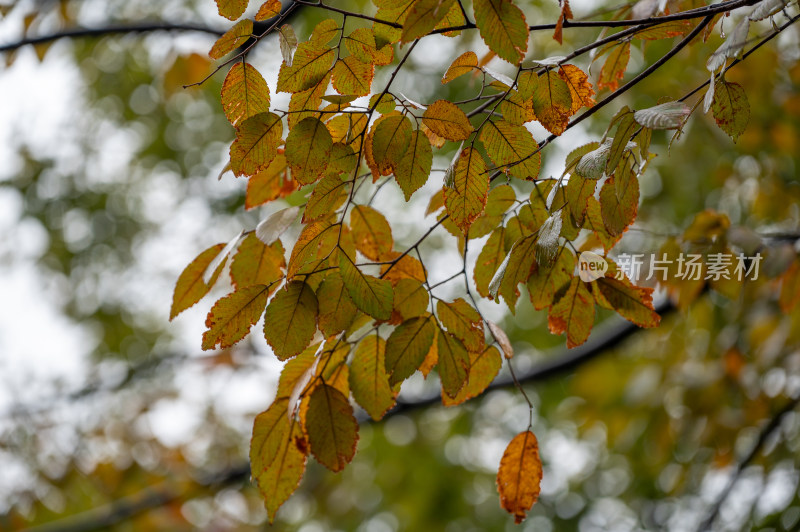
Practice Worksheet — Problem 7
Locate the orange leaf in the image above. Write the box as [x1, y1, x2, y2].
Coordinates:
[558, 64, 596, 113]
[202, 285, 270, 350]
[598, 41, 630, 92]
[170, 243, 227, 320]
[255, 0, 281, 20]
[497, 430, 543, 524]
[552, 0, 573, 45]
[209, 19, 252, 59]
[444, 147, 488, 232]
[442, 51, 479, 84]
[350, 205, 393, 261]
[422, 99, 474, 141]
[221, 62, 271, 126]
[547, 277, 594, 348]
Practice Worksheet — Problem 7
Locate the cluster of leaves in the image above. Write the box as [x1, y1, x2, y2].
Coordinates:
[168, 0, 782, 523]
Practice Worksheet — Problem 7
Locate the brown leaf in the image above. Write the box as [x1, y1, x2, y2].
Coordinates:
[497, 430, 543, 524]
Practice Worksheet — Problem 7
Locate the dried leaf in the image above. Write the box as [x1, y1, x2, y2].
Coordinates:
[497, 430, 543, 524]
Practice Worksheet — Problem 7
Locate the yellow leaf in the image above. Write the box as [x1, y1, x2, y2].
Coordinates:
[402, 0, 456, 42]
[170, 243, 227, 320]
[245, 152, 296, 210]
[202, 285, 270, 350]
[255, 0, 281, 20]
[230, 233, 285, 289]
[442, 345, 502, 406]
[221, 62, 270, 126]
[350, 205, 393, 261]
[209, 19, 252, 59]
[479, 119, 541, 180]
[350, 334, 398, 421]
[369, 112, 413, 175]
[285, 117, 332, 185]
[277, 41, 335, 93]
[287, 219, 338, 278]
[230, 112, 283, 177]
[531, 70, 573, 136]
[497, 430, 543, 524]
[558, 64, 596, 113]
[385, 314, 437, 385]
[215, 0, 248, 21]
[473, 0, 529, 65]
[263, 281, 319, 360]
[444, 147, 488, 232]
[331, 56, 374, 96]
[547, 277, 594, 348]
[317, 272, 358, 336]
[598, 41, 630, 92]
[394, 130, 433, 200]
[442, 51, 479, 84]
[437, 298, 484, 352]
[422, 99, 474, 141]
[437, 330, 470, 398]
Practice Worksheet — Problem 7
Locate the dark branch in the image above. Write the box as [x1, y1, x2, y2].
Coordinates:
[0, 23, 224, 53]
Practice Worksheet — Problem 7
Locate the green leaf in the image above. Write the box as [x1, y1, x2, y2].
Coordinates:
[402, 0, 456, 41]
[442, 345, 502, 406]
[479, 120, 541, 180]
[202, 285, 270, 350]
[304, 174, 349, 222]
[317, 272, 358, 336]
[230, 233, 285, 289]
[606, 111, 637, 173]
[287, 220, 338, 278]
[350, 334, 397, 421]
[437, 330, 469, 398]
[489, 233, 538, 312]
[444, 147, 489, 232]
[210, 20, 252, 58]
[422, 99, 474, 141]
[263, 281, 319, 360]
[711, 79, 750, 142]
[564, 175, 597, 226]
[305, 384, 358, 472]
[285, 117, 332, 185]
[595, 277, 661, 328]
[473, 0, 529, 65]
[531, 71, 572, 136]
[277, 41, 335, 93]
[474, 227, 507, 297]
[385, 314, 437, 385]
[527, 245, 575, 310]
[394, 130, 433, 200]
[170, 243, 227, 320]
[230, 112, 283, 177]
[599, 174, 639, 236]
[437, 298, 484, 352]
[339, 253, 393, 320]
[547, 277, 594, 348]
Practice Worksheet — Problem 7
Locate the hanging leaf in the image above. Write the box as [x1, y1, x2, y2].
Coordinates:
[490, 234, 538, 311]
[304, 174, 349, 222]
[287, 71, 330, 128]
[202, 285, 270, 350]
[598, 41, 630, 92]
[531, 70, 573, 135]
[583, 196, 622, 252]
[574, 141, 610, 179]
[558, 64, 596, 113]
[552, 0, 573, 44]
[210, 21, 251, 59]
[442, 51, 479, 84]
[305, 384, 359, 472]
[230, 233, 285, 289]
[170, 243, 227, 320]
[230, 112, 283, 176]
[245, 152, 292, 209]
[395, 130, 433, 200]
[380, 251, 427, 285]
[339, 253, 394, 320]
[711, 79, 750, 142]
[599, 175, 639, 236]
[331, 56, 374, 96]
[370, 112, 413, 175]
[385, 314, 437, 385]
[391, 278, 429, 323]
[479, 120, 541, 180]
[215, 0, 248, 21]
[706, 17, 750, 72]
[595, 277, 660, 328]
[497, 430, 543, 524]
[437, 298, 484, 352]
[474, 227, 507, 297]
[277, 41, 335, 93]
[285, 117, 332, 184]
[402, 0, 457, 42]
[527, 242, 575, 312]
[311, 19, 340, 45]
[437, 330, 470, 398]
[350, 205, 394, 261]
[547, 277, 594, 348]
[255, 0, 282, 20]
[350, 335, 397, 421]
[634, 101, 691, 130]
[487, 321, 513, 359]
[221, 62, 270, 126]
[316, 273, 358, 336]
[422, 99, 474, 141]
[442, 345, 502, 406]
[263, 281, 319, 360]
[444, 147, 489, 232]
[473, 0, 529, 65]
[278, 24, 298, 67]
[346, 27, 394, 66]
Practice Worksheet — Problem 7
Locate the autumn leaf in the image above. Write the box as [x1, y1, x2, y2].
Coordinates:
[394, 130, 433, 200]
[350, 334, 397, 420]
[552, 0, 572, 45]
[442, 345, 502, 406]
[442, 51, 479, 84]
[210, 21, 250, 59]
[255, 0, 281, 20]
[379, 251, 427, 285]
[497, 430, 543, 524]
[437, 298, 484, 352]
[339, 253, 394, 321]
[304, 174, 349, 222]
[346, 27, 393, 66]
[711, 79, 750, 142]
[564, 174, 596, 226]
[331, 56, 374, 96]
[215, 0, 247, 21]
[547, 277, 594, 348]
[170, 244, 227, 320]
[473, 0, 529, 65]
[305, 384, 359, 472]
[285, 117, 332, 185]
[202, 285, 270, 350]
[599, 174, 639, 236]
[437, 329, 470, 398]
[385, 314, 437, 385]
[370, 112, 413, 175]
[558, 64, 596, 113]
[598, 41, 630, 92]
[490, 233, 538, 311]
[479, 119, 541, 180]
[230, 233, 285, 289]
[444, 147, 489, 232]
[487, 321, 513, 359]
[245, 153, 296, 210]
[595, 277, 661, 328]
[474, 227, 507, 297]
[527, 244, 575, 310]
[263, 281, 319, 360]
[422, 100, 474, 141]
[531, 70, 573, 136]
[221, 62, 270, 126]
[276, 41, 335, 93]
[634, 101, 691, 130]
[350, 205, 393, 261]
[316, 273, 358, 336]
[287, 71, 329, 128]
[230, 112, 283, 177]
[402, 0, 456, 42]
[311, 19, 340, 45]
[391, 278, 429, 323]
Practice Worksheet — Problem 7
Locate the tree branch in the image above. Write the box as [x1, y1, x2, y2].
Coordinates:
[0, 23, 224, 53]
